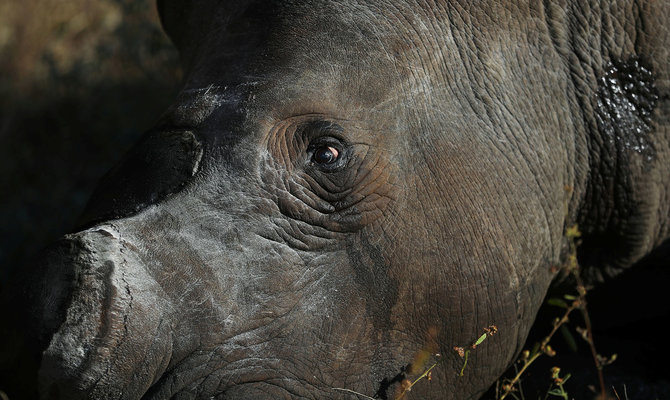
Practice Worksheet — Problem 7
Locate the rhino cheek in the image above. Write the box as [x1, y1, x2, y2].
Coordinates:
[38, 227, 172, 400]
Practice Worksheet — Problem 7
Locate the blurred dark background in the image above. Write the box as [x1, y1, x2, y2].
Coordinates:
[0, 0, 182, 283]
[0, 3, 183, 396]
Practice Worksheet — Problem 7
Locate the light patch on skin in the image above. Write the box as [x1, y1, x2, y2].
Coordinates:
[90, 224, 122, 241]
[171, 83, 256, 127]
[190, 141, 204, 176]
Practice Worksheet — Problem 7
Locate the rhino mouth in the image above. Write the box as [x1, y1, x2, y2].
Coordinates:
[217, 382, 309, 400]
[139, 349, 361, 400]
[142, 370, 321, 400]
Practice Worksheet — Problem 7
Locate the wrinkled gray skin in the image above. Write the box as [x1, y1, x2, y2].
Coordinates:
[9, 1, 670, 399]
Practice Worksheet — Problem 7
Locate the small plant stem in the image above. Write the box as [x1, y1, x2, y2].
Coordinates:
[499, 352, 542, 400]
[501, 225, 609, 400]
[456, 326, 497, 377]
[573, 275, 607, 399]
[332, 388, 377, 400]
[411, 361, 439, 386]
[566, 224, 607, 399]
[499, 302, 579, 400]
[459, 350, 470, 376]
[395, 361, 439, 399]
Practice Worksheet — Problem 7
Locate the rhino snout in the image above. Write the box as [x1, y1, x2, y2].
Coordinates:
[37, 227, 172, 400]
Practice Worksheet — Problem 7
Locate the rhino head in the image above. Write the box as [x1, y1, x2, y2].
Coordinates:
[4, 1, 670, 399]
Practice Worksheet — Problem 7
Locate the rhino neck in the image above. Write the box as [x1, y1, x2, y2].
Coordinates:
[543, 1, 670, 280]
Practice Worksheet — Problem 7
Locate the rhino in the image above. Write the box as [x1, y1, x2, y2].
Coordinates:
[2, 0, 669, 399]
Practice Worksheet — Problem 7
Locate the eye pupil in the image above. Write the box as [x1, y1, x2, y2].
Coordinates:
[313, 146, 339, 165]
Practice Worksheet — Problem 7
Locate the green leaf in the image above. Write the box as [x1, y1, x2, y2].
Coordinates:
[547, 298, 569, 309]
[531, 342, 541, 358]
[474, 333, 488, 346]
[560, 325, 578, 353]
[548, 389, 565, 397]
[566, 225, 581, 238]
[563, 294, 577, 300]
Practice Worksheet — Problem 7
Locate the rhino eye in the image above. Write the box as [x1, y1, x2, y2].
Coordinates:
[307, 136, 348, 171]
[313, 146, 340, 165]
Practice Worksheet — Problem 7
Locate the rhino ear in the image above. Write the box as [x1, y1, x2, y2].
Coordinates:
[157, 0, 197, 60]
[156, 0, 221, 66]
[156, 1, 259, 67]
[156, 0, 184, 48]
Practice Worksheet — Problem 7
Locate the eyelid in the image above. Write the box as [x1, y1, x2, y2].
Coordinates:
[307, 135, 345, 152]
[298, 120, 345, 142]
[310, 133, 343, 143]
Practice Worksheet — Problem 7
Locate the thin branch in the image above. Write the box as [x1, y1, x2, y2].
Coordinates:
[573, 274, 607, 399]
[395, 361, 440, 399]
[332, 388, 377, 400]
[499, 291, 581, 399]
